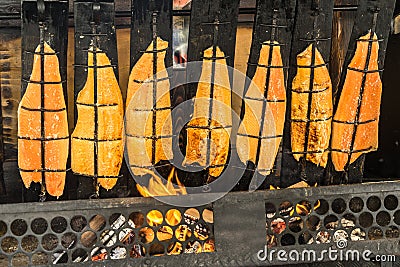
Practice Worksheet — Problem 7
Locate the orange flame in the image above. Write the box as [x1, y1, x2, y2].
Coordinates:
[137, 167, 187, 197]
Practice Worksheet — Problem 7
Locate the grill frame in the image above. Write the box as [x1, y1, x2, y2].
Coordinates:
[0, 181, 399, 266]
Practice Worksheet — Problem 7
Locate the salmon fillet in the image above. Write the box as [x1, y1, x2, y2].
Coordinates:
[291, 44, 332, 167]
[331, 32, 381, 171]
[71, 46, 124, 190]
[125, 38, 173, 176]
[237, 41, 286, 175]
[18, 42, 69, 197]
[183, 46, 232, 177]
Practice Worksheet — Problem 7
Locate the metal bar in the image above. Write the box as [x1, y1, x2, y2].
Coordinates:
[129, 106, 172, 112]
[74, 172, 122, 179]
[140, 47, 168, 53]
[21, 79, 65, 84]
[19, 106, 66, 112]
[126, 134, 174, 140]
[290, 116, 333, 122]
[186, 125, 232, 130]
[73, 64, 116, 69]
[333, 118, 377, 125]
[19, 168, 69, 173]
[72, 137, 122, 142]
[204, 18, 220, 171]
[151, 12, 158, 167]
[201, 56, 229, 60]
[237, 133, 283, 139]
[24, 51, 59, 55]
[132, 76, 171, 84]
[18, 136, 69, 141]
[247, 62, 288, 68]
[243, 95, 285, 102]
[330, 147, 373, 153]
[347, 66, 382, 73]
[76, 102, 118, 107]
[299, 15, 318, 182]
[295, 62, 329, 68]
[291, 86, 330, 94]
[91, 21, 99, 197]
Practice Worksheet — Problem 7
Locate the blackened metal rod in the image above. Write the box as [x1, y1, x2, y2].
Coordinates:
[39, 22, 47, 201]
[0, 49, 4, 195]
[254, 8, 279, 172]
[151, 12, 158, 166]
[300, 13, 318, 182]
[205, 18, 219, 171]
[342, 11, 379, 182]
[91, 22, 100, 197]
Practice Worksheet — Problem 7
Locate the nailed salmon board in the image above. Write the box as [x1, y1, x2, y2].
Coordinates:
[331, 32, 381, 172]
[71, 47, 124, 190]
[126, 37, 173, 176]
[237, 41, 286, 176]
[291, 44, 333, 167]
[18, 42, 69, 197]
[183, 46, 232, 177]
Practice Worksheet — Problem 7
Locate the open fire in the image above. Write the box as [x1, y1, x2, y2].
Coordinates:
[136, 168, 187, 197]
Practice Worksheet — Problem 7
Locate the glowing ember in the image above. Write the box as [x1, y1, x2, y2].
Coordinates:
[137, 168, 187, 197]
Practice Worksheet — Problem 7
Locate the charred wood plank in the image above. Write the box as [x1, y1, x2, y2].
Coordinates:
[21, 0, 69, 202]
[328, 0, 396, 185]
[237, 0, 296, 191]
[280, 0, 334, 188]
[74, 0, 126, 199]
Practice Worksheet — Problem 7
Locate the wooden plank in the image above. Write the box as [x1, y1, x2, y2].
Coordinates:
[280, 0, 334, 188]
[0, 28, 20, 199]
[236, 0, 296, 191]
[21, 0, 69, 202]
[183, 0, 240, 187]
[329, 10, 356, 97]
[0, 29, 20, 162]
[128, 0, 173, 195]
[130, 0, 173, 70]
[187, 0, 240, 95]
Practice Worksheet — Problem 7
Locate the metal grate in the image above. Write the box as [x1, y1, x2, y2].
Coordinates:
[0, 201, 214, 265]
